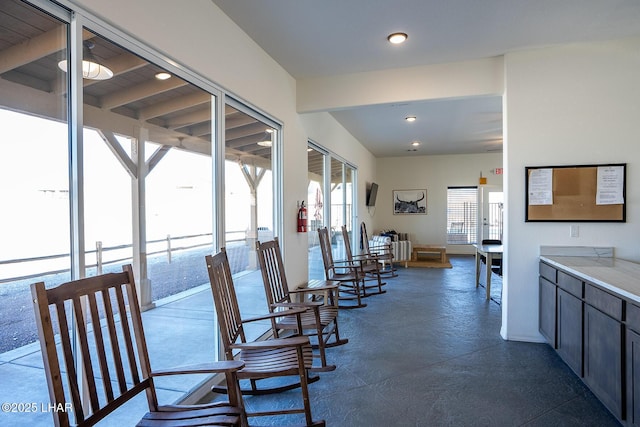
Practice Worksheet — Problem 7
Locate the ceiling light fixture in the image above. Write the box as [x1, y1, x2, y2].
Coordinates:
[155, 72, 172, 80]
[411, 141, 421, 147]
[257, 131, 273, 147]
[405, 116, 416, 122]
[58, 41, 113, 80]
[387, 32, 408, 44]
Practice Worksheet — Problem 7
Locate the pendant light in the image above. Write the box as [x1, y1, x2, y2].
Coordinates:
[58, 41, 113, 80]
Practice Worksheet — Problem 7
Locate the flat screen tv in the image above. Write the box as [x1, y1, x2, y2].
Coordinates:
[366, 182, 379, 207]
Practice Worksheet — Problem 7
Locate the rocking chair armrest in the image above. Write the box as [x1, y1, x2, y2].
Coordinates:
[151, 360, 245, 377]
[330, 260, 360, 270]
[242, 307, 306, 323]
[291, 282, 338, 293]
[271, 301, 323, 309]
[231, 335, 310, 350]
[352, 253, 378, 260]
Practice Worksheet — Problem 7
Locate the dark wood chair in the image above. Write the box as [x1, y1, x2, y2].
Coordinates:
[31, 264, 247, 427]
[360, 221, 397, 277]
[317, 227, 366, 308]
[341, 225, 386, 296]
[255, 238, 348, 372]
[205, 249, 325, 427]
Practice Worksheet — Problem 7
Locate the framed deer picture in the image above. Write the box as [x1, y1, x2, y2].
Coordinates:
[393, 189, 427, 215]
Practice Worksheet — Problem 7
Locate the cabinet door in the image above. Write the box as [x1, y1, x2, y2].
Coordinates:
[584, 305, 623, 421]
[627, 329, 640, 425]
[557, 288, 582, 376]
[539, 277, 556, 347]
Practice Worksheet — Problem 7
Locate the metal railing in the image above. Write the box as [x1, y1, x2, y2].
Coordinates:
[0, 231, 247, 284]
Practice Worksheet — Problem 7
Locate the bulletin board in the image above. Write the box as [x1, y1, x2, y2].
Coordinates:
[525, 163, 626, 222]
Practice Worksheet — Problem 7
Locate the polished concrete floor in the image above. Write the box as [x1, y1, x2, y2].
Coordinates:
[233, 255, 621, 426]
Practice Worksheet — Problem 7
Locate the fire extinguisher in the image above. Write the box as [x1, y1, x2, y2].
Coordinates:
[297, 201, 307, 232]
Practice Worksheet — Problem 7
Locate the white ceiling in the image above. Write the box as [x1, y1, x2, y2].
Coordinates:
[212, 0, 640, 157]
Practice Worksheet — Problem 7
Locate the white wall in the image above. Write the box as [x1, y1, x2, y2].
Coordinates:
[69, 0, 376, 286]
[503, 37, 640, 341]
[374, 154, 502, 252]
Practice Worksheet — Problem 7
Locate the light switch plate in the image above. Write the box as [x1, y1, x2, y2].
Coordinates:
[570, 225, 579, 238]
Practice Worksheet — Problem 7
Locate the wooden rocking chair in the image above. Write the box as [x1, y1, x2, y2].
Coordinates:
[31, 264, 247, 427]
[341, 225, 386, 296]
[255, 238, 348, 372]
[205, 249, 325, 427]
[360, 221, 397, 277]
[317, 227, 367, 308]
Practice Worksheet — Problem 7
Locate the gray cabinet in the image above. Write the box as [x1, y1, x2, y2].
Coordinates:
[539, 261, 626, 424]
[626, 303, 640, 425]
[539, 276, 556, 346]
[584, 304, 623, 420]
[556, 288, 583, 376]
[627, 328, 640, 425]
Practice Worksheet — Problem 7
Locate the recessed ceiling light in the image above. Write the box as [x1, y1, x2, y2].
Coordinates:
[387, 32, 408, 44]
[411, 141, 421, 147]
[155, 72, 172, 80]
[405, 116, 416, 122]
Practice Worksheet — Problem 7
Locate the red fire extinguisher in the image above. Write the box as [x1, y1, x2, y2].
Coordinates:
[297, 201, 307, 232]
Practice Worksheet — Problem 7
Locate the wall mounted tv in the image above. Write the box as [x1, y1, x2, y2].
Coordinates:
[366, 182, 379, 207]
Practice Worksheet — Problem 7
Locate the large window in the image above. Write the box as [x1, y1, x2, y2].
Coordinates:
[446, 186, 478, 244]
[224, 104, 276, 275]
[0, 1, 281, 424]
[307, 142, 357, 279]
[0, 0, 69, 355]
[307, 146, 326, 279]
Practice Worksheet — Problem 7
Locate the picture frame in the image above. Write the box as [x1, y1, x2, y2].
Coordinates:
[393, 189, 427, 215]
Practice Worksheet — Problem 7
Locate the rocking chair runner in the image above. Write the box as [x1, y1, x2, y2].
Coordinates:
[341, 225, 386, 296]
[205, 249, 325, 427]
[317, 227, 367, 309]
[31, 264, 247, 427]
[255, 238, 348, 372]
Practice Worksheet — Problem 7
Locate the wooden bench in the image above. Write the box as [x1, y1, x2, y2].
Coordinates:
[411, 245, 447, 264]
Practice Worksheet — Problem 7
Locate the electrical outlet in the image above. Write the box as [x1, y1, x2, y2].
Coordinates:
[570, 225, 579, 238]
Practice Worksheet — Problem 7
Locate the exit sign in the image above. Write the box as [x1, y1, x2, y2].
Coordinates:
[494, 168, 503, 175]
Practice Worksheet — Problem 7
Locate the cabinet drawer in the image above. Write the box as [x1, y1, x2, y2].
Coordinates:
[628, 303, 640, 333]
[585, 284, 623, 321]
[539, 262, 557, 283]
[558, 271, 583, 298]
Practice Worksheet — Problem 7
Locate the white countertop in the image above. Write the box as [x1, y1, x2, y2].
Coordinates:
[541, 255, 640, 304]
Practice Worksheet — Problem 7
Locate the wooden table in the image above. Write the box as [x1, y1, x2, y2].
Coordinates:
[474, 243, 503, 300]
[411, 245, 447, 263]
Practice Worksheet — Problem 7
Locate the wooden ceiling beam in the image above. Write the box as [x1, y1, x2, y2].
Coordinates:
[225, 112, 257, 130]
[100, 77, 187, 110]
[164, 108, 210, 130]
[0, 28, 94, 74]
[225, 121, 267, 140]
[138, 91, 210, 120]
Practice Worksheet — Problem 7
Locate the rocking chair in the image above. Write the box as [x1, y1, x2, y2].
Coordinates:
[341, 225, 386, 296]
[317, 227, 367, 308]
[361, 221, 397, 277]
[205, 249, 325, 426]
[31, 265, 247, 427]
[255, 238, 348, 372]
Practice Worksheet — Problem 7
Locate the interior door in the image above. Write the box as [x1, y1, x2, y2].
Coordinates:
[478, 186, 504, 242]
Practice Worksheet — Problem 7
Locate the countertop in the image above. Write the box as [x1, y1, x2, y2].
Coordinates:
[541, 255, 640, 304]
